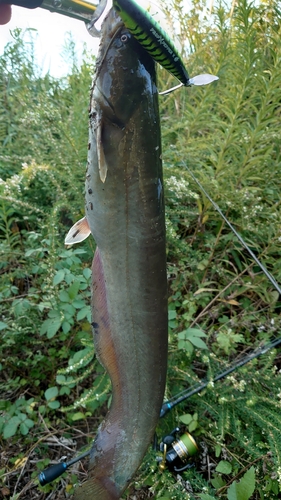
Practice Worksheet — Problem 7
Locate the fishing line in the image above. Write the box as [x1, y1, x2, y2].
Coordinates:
[181, 161, 281, 296]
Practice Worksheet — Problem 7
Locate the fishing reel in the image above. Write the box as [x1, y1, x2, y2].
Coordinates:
[0, 0, 108, 33]
[157, 427, 198, 473]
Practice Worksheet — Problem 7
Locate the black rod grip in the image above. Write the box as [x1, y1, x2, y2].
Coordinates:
[38, 462, 67, 486]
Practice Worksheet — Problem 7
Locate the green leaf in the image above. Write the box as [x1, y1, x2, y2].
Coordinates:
[3, 416, 20, 438]
[83, 268, 91, 280]
[68, 281, 81, 300]
[77, 306, 91, 321]
[61, 303, 76, 317]
[215, 445, 222, 457]
[178, 339, 194, 353]
[0, 321, 8, 331]
[72, 412, 86, 421]
[20, 419, 34, 435]
[72, 348, 91, 364]
[59, 386, 70, 396]
[211, 474, 226, 489]
[72, 299, 85, 309]
[227, 482, 239, 500]
[48, 309, 61, 319]
[216, 460, 232, 474]
[62, 321, 71, 334]
[189, 336, 208, 349]
[56, 374, 66, 384]
[48, 401, 60, 409]
[185, 328, 207, 337]
[178, 331, 186, 340]
[227, 467, 255, 500]
[168, 310, 177, 320]
[25, 418, 35, 429]
[168, 320, 177, 329]
[179, 413, 193, 425]
[59, 290, 70, 302]
[178, 328, 207, 348]
[53, 269, 65, 286]
[188, 420, 198, 432]
[40, 317, 62, 339]
[199, 495, 217, 500]
[178, 340, 187, 349]
[45, 386, 59, 401]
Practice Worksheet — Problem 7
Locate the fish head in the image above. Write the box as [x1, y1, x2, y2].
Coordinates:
[93, 7, 157, 127]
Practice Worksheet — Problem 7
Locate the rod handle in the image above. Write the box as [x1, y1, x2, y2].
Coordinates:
[38, 462, 67, 486]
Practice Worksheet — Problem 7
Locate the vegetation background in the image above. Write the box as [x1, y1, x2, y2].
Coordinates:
[1, 0, 281, 498]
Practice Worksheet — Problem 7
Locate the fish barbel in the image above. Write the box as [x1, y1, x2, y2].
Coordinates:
[71, 6, 168, 500]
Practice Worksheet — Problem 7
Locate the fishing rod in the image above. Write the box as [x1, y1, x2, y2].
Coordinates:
[160, 335, 281, 418]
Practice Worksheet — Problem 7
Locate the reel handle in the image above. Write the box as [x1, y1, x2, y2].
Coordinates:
[0, 0, 100, 24]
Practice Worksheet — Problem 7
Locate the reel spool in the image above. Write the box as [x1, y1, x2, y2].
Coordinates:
[158, 427, 198, 473]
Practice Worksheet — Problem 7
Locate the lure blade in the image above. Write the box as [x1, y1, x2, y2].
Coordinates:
[189, 74, 219, 86]
[159, 74, 219, 95]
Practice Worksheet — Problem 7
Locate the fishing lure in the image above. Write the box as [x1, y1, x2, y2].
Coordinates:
[113, 0, 218, 93]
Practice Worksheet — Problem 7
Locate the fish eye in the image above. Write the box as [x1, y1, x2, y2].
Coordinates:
[120, 33, 129, 43]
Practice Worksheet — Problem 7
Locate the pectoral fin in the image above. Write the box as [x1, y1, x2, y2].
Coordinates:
[96, 115, 108, 183]
[65, 216, 91, 245]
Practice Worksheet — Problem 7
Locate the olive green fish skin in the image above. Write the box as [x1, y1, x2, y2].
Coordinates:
[73, 8, 168, 500]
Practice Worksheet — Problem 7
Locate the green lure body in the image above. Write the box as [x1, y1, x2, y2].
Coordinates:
[113, 0, 190, 85]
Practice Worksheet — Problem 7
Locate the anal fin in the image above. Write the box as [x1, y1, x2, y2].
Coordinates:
[65, 216, 91, 245]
